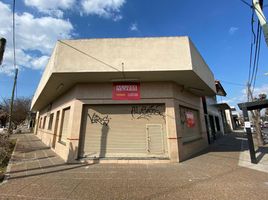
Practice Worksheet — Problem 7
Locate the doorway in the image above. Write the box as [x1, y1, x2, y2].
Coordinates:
[209, 115, 216, 141]
[52, 111, 60, 149]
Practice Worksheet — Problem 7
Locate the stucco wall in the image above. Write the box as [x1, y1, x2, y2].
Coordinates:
[31, 37, 216, 111]
[35, 81, 208, 163]
[172, 84, 208, 161]
[56, 37, 192, 73]
[35, 87, 78, 162]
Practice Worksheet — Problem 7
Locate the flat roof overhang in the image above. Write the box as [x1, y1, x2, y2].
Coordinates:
[215, 80, 227, 96]
[238, 100, 268, 111]
[31, 70, 216, 111]
[214, 103, 231, 110]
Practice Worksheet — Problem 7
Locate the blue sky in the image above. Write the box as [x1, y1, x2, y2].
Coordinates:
[0, 0, 267, 108]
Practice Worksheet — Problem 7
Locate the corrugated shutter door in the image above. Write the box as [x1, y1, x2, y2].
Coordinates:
[80, 104, 167, 158]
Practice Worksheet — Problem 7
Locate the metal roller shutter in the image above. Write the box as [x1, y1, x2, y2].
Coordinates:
[79, 104, 167, 158]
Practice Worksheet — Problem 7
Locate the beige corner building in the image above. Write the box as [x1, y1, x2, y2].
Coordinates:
[31, 36, 216, 163]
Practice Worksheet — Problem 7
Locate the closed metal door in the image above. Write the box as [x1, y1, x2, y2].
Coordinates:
[80, 104, 167, 158]
[146, 124, 164, 154]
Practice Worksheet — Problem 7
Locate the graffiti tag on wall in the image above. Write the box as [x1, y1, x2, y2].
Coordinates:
[131, 105, 165, 120]
[88, 113, 111, 126]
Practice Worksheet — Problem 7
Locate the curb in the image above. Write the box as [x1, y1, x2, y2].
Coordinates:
[0, 138, 19, 185]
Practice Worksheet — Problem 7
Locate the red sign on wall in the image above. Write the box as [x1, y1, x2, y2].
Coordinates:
[112, 82, 140, 100]
[186, 112, 195, 128]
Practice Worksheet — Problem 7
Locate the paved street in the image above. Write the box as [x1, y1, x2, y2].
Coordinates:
[0, 133, 268, 200]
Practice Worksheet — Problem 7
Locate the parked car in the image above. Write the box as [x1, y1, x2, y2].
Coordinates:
[0, 126, 7, 133]
[263, 121, 268, 128]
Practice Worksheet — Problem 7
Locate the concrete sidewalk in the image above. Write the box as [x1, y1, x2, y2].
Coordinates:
[0, 133, 268, 200]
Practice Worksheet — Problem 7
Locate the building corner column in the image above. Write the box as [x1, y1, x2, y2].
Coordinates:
[67, 99, 83, 163]
[166, 99, 180, 162]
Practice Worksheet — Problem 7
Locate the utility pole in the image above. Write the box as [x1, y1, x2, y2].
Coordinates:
[8, 0, 18, 135]
[253, 0, 268, 46]
[7, 68, 18, 135]
[247, 82, 264, 146]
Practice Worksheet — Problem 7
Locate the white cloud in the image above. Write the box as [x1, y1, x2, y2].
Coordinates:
[15, 12, 73, 54]
[130, 23, 138, 31]
[31, 55, 50, 70]
[24, 0, 75, 17]
[218, 84, 268, 109]
[24, 0, 126, 20]
[229, 27, 239, 35]
[81, 0, 125, 20]
[113, 15, 123, 22]
[218, 97, 239, 105]
[0, 1, 74, 75]
[248, 84, 268, 98]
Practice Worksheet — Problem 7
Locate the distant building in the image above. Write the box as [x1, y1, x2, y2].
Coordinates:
[32, 36, 219, 163]
[230, 106, 241, 128]
[202, 81, 233, 143]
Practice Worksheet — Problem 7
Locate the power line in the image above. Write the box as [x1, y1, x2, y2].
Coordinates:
[219, 80, 246, 87]
[248, 7, 256, 84]
[252, 25, 262, 93]
[250, 22, 261, 85]
[8, 0, 18, 134]
[58, 40, 121, 72]
[245, 0, 264, 101]
[12, 0, 16, 69]
[241, 0, 267, 23]
[240, 0, 252, 7]
[253, 0, 267, 23]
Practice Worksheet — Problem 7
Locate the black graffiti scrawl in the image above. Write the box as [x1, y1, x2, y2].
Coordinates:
[131, 105, 165, 120]
[88, 113, 111, 126]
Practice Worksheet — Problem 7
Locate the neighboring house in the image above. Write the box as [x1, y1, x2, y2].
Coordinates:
[202, 81, 230, 143]
[230, 106, 241, 128]
[31, 36, 217, 163]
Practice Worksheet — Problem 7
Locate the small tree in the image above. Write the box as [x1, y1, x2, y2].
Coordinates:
[0, 97, 31, 129]
[0, 105, 8, 127]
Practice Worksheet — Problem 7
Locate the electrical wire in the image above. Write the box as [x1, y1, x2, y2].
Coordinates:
[246, 0, 263, 98]
[218, 80, 246, 87]
[12, 0, 16, 70]
[253, 1, 267, 23]
[250, 22, 261, 85]
[245, 0, 263, 101]
[240, 0, 252, 7]
[252, 25, 262, 93]
[248, 7, 256, 84]
[241, 0, 267, 23]
[58, 40, 121, 72]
